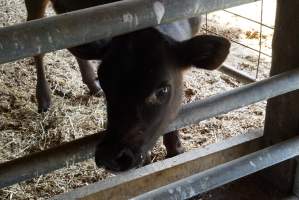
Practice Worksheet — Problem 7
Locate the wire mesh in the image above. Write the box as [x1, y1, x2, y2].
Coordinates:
[202, 0, 276, 81]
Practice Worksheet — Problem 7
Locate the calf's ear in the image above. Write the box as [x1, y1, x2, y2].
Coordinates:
[174, 35, 230, 70]
[68, 39, 110, 60]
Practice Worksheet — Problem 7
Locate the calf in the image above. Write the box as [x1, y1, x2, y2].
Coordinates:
[26, 0, 230, 171]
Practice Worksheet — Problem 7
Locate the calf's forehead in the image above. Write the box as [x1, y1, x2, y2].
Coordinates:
[100, 45, 176, 95]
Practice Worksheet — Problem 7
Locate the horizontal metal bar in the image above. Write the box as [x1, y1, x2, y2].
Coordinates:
[133, 136, 299, 200]
[52, 129, 263, 200]
[0, 132, 106, 188]
[0, 0, 260, 64]
[167, 68, 299, 133]
[1, 67, 299, 188]
[284, 196, 299, 200]
[218, 64, 256, 84]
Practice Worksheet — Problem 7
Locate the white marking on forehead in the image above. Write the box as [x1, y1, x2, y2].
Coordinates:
[153, 1, 165, 24]
[123, 13, 134, 24]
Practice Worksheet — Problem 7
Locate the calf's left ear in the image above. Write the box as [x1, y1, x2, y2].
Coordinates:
[174, 35, 230, 70]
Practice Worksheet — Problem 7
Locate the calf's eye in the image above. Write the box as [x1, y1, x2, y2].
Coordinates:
[145, 85, 171, 105]
[156, 86, 170, 98]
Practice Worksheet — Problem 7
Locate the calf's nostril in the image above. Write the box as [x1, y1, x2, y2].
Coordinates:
[115, 149, 135, 170]
[95, 146, 137, 171]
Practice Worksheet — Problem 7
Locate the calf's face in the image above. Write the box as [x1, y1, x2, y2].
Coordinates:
[75, 29, 230, 171]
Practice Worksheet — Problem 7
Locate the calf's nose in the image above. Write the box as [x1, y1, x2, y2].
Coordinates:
[95, 147, 136, 171]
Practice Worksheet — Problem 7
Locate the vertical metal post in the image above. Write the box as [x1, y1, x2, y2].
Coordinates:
[262, 0, 299, 193]
[293, 157, 299, 197]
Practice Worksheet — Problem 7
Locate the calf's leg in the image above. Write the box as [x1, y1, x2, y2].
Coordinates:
[35, 55, 51, 112]
[144, 132, 183, 165]
[25, 0, 51, 112]
[163, 130, 185, 158]
[75, 57, 101, 95]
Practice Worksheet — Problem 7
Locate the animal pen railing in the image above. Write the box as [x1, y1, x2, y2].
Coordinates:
[0, 0, 299, 199]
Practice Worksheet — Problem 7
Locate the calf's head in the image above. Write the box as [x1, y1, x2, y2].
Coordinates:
[74, 29, 230, 171]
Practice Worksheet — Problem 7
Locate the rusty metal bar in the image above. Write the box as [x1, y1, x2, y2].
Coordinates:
[133, 136, 299, 200]
[0, 0, 260, 64]
[219, 64, 256, 84]
[1, 68, 299, 188]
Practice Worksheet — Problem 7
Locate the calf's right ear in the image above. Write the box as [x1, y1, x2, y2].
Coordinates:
[68, 39, 110, 60]
[174, 35, 230, 70]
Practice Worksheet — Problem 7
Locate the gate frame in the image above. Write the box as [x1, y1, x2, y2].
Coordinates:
[1, 0, 299, 199]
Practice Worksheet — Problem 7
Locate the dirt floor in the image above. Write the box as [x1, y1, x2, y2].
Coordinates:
[0, 1, 276, 199]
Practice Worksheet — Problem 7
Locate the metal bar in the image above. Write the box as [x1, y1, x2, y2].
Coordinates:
[132, 136, 299, 200]
[0, 132, 106, 188]
[52, 130, 263, 200]
[1, 67, 299, 188]
[167, 67, 299, 132]
[284, 196, 299, 200]
[0, 0, 260, 64]
[218, 64, 256, 84]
